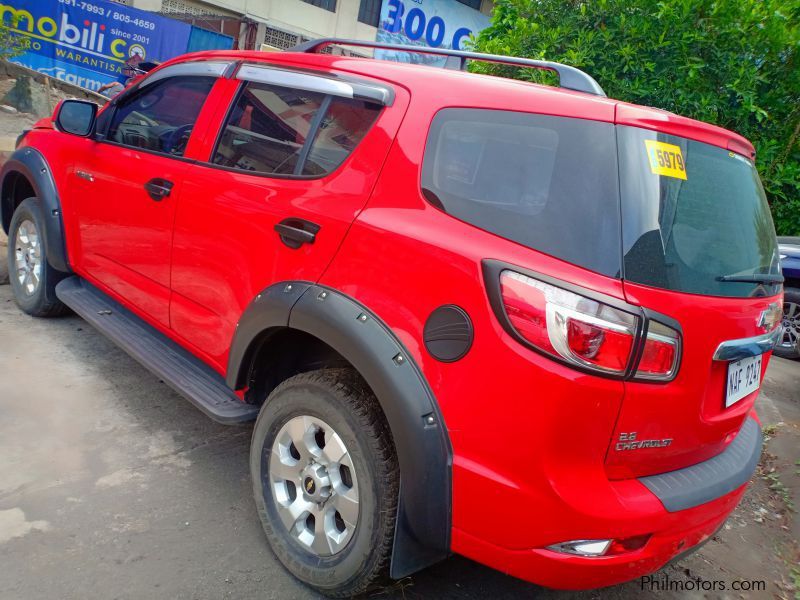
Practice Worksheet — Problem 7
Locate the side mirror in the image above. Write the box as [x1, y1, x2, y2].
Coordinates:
[55, 99, 97, 137]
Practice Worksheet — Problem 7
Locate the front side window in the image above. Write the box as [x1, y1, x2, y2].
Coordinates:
[107, 76, 215, 157]
[213, 81, 380, 177]
[421, 108, 621, 277]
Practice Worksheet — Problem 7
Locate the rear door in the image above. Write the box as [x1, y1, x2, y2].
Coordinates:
[606, 124, 783, 479]
[168, 64, 408, 369]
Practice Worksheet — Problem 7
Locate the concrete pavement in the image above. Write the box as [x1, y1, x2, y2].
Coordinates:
[0, 284, 797, 599]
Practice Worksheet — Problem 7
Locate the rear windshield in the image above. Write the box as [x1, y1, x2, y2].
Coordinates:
[421, 109, 780, 298]
[618, 126, 781, 297]
[421, 109, 621, 277]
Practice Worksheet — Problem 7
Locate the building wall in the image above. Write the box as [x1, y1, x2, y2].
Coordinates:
[250, 0, 379, 42]
[126, 0, 493, 49]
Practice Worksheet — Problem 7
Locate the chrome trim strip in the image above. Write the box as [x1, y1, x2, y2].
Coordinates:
[712, 327, 782, 361]
[142, 61, 232, 88]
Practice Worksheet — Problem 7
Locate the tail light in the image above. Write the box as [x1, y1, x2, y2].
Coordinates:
[635, 321, 680, 380]
[500, 271, 637, 374]
[496, 269, 680, 381]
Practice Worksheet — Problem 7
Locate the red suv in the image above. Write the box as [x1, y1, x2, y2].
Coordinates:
[1, 39, 784, 596]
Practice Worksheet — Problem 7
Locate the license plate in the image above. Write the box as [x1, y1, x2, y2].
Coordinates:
[725, 354, 762, 407]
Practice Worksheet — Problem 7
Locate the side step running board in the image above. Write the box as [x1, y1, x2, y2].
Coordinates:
[56, 277, 259, 424]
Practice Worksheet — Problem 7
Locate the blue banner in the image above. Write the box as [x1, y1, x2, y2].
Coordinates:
[375, 0, 491, 66]
[1, 0, 193, 92]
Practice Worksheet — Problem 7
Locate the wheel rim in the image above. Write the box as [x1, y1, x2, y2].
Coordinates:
[269, 415, 360, 557]
[13, 219, 42, 296]
[779, 301, 799, 350]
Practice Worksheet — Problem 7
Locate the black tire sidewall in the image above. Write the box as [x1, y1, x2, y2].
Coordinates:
[250, 375, 391, 593]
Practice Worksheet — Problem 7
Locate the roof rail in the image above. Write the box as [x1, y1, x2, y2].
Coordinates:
[288, 38, 606, 97]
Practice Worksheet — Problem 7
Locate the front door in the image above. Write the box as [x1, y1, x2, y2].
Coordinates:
[70, 74, 217, 327]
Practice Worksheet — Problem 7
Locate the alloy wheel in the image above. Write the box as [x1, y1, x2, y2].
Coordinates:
[780, 301, 799, 351]
[269, 415, 360, 556]
[13, 219, 42, 296]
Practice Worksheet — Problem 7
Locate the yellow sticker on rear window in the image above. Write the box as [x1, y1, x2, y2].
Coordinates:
[645, 140, 687, 180]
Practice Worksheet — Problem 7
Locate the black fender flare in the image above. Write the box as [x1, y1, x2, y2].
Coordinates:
[1, 146, 70, 272]
[227, 282, 452, 578]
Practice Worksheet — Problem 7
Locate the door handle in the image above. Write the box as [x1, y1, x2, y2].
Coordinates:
[144, 178, 174, 201]
[274, 218, 320, 249]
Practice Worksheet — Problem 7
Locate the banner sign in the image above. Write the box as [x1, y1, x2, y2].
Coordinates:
[376, 0, 491, 66]
[1, 0, 194, 92]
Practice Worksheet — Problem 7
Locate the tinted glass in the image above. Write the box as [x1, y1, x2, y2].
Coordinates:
[214, 82, 325, 175]
[421, 109, 621, 276]
[302, 98, 380, 176]
[108, 76, 214, 156]
[619, 126, 781, 297]
[214, 82, 380, 177]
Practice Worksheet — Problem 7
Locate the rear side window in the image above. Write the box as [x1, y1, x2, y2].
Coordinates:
[213, 81, 380, 177]
[421, 109, 621, 277]
[302, 98, 381, 176]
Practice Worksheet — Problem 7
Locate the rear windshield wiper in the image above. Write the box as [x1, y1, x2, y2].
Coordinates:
[716, 273, 784, 284]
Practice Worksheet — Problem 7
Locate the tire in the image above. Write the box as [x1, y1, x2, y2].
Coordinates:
[774, 287, 800, 360]
[250, 368, 398, 598]
[7, 197, 68, 317]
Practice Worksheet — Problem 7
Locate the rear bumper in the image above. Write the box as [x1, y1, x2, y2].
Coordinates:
[453, 488, 741, 590]
[452, 417, 762, 590]
[639, 417, 762, 512]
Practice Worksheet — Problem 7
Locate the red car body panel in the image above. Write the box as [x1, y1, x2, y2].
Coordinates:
[17, 49, 780, 591]
[452, 482, 745, 590]
[615, 102, 755, 158]
[70, 144, 191, 326]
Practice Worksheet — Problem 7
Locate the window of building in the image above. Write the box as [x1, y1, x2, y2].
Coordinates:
[264, 26, 302, 50]
[107, 76, 216, 157]
[301, 0, 337, 12]
[213, 81, 380, 177]
[358, 0, 382, 27]
[455, 0, 482, 9]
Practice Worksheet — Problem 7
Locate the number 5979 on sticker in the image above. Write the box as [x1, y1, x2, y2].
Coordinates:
[645, 140, 687, 180]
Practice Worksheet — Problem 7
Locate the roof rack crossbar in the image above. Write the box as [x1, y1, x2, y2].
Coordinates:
[288, 38, 606, 97]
